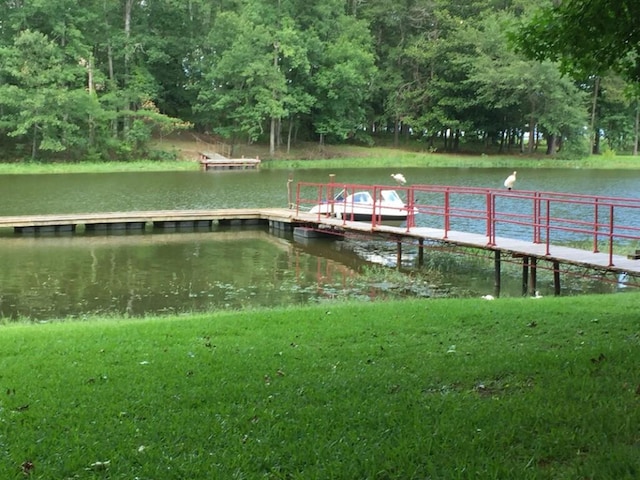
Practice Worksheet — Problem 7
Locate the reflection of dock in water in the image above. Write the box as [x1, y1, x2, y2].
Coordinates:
[0, 227, 292, 251]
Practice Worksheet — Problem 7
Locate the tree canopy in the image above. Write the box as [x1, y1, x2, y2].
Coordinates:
[514, 0, 640, 82]
[0, 0, 638, 161]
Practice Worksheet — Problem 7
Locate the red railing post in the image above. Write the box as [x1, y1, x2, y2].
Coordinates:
[545, 199, 551, 255]
[593, 197, 599, 253]
[608, 204, 614, 266]
[485, 190, 492, 242]
[343, 185, 350, 224]
[533, 192, 540, 243]
[443, 189, 450, 239]
[489, 193, 497, 246]
[371, 186, 378, 228]
[406, 187, 414, 231]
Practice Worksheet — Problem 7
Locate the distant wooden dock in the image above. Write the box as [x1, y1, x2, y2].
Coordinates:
[199, 152, 261, 171]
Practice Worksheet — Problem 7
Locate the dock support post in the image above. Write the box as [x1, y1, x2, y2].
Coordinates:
[329, 174, 335, 216]
[396, 238, 402, 269]
[529, 257, 538, 296]
[287, 174, 293, 209]
[494, 250, 501, 298]
[522, 256, 529, 296]
[417, 239, 424, 267]
[553, 261, 561, 296]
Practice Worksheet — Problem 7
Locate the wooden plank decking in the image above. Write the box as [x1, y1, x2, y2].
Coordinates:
[199, 152, 261, 170]
[291, 212, 640, 276]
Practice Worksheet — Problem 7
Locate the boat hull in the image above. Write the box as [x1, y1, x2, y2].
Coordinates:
[309, 204, 408, 222]
[308, 189, 411, 224]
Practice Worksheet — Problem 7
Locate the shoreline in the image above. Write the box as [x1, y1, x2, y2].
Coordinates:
[1, 145, 639, 174]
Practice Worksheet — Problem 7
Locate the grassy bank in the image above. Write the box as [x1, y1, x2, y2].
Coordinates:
[1, 147, 639, 174]
[0, 160, 198, 175]
[261, 149, 640, 171]
[1, 294, 638, 479]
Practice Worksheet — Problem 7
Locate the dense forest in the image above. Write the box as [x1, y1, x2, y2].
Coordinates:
[0, 0, 638, 161]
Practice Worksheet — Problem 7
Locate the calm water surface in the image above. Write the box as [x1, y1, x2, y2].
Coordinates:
[0, 167, 636, 320]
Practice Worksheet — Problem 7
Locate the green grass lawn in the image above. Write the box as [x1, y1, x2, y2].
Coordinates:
[1, 294, 638, 479]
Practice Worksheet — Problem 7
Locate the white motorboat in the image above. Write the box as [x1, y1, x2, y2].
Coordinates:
[309, 189, 411, 222]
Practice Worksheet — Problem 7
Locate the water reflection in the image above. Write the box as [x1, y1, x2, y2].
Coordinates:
[0, 228, 364, 320]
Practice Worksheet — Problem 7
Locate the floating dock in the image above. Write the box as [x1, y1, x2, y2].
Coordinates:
[199, 152, 261, 171]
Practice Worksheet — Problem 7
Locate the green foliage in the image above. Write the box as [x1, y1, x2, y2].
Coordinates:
[1, 0, 639, 161]
[514, 0, 640, 82]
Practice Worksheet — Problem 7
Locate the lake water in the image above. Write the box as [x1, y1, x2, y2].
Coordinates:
[0, 167, 637, 320]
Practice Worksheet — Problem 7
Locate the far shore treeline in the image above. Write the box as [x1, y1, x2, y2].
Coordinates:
[0, 1, 639, 162]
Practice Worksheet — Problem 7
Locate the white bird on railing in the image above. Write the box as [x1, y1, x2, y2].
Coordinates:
[391, 173, 406, 185]
[504, 171, 517, 190]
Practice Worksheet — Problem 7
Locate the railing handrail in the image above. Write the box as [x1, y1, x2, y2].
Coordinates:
[295, 182, 640, 266]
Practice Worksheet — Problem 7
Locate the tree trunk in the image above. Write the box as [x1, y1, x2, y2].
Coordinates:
[270, 117, 276, 156]
[123, 0, 133, 134]
[545, 134, 556, 155]
[634, 99, 639, 156]
[104, 0, 117, 137]
[519, 131, 524, 153]
[31, 124, 38, 160]
[269, 41, 279, 156]
[527, 116, 535, 154]
[287, 117, 293, 154]
[593, 130, 601, 154]
[590, 76, 600, 154]
[393, 118, 399, 147]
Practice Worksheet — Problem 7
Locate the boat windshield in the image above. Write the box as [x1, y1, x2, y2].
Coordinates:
[352, 192, 373, 203]
[381, 190, 401, 203]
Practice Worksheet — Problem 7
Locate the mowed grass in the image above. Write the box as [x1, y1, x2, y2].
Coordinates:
[263, 150, 640, 171]
[1, 294, 639, 479]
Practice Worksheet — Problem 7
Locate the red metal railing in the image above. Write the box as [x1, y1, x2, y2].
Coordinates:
[296, 182, 640, 267]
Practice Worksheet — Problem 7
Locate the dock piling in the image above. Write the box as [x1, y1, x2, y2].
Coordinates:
[494, 250, 501, 298]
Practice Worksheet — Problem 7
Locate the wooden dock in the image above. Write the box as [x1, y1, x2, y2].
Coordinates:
[199, 152, 261, 171]
[0, 208, 638, 295]
[0, 209, 287, 233]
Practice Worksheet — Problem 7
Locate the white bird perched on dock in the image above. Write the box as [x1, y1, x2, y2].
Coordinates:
[391, 173, 407, 185]
[504, 171, 517, 190]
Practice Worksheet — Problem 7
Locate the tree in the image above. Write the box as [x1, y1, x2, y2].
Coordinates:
[197, 0, 375, 151]
[0, 30, 97, 159]
[513, 0, 640, 82]
[310, 14, 376, 145]
[468, 12, 588, 156]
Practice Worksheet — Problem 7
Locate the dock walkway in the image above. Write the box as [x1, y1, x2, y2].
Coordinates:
[293, 213, 640, 276]
[1, 208, 636, 277]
